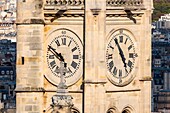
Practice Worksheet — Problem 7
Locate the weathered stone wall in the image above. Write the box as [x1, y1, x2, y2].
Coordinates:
[16, 1, 44, 112]
[16, 0, 152, 113]
[16, 24, 44, 112]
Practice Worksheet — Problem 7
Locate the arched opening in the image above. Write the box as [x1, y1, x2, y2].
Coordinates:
[122, 106, 134, 113]
[44, 106, 80, 113]
[71, 107, 80, 113]
[122, 109, 131, 113]
[106, 108, 118, 113]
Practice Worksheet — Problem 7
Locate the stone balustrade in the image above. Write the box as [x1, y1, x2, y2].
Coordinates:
[106, 0, 143, 6]
[46, 0, 84, 6]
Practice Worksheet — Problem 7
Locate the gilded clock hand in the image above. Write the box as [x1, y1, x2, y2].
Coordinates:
[114, 38, 127, 71]
[48, 45, 65, 62]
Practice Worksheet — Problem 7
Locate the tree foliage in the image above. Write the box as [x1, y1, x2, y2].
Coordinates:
[153, 0, 170, 21]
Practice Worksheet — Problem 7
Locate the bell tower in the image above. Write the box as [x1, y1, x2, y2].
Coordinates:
[16, 0, 153, 113]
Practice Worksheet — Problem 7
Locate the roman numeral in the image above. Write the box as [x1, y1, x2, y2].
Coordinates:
[129, 53, 134, 58]
[108, 54, 113, 59]
[119, 78, 122, 83]
[72, 47, 77, 52]
[128, 45, 132, 51]
[55, 40, 60, 46]
[50, 60, 56, 69]
[109, 61, 114, 70]
[119, 69, 122, 77]
[61, 38, 66, 45]
[128, 60, 133, 68]
[124, 38, 128, 44]
[54, 66, 59, 73]
[68, 40, 72, 47]
[119, 36, 123, 43]
[73, 55, 79, 59]
[68, 67, 72, 73]
[109, 45, 114, 50]
[49, 55, 54, 59]
[71, 61, 78, 69]
[113, 67, 117, 75]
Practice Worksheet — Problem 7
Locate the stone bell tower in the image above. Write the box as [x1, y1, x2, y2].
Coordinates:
[16, 0, 153, 113]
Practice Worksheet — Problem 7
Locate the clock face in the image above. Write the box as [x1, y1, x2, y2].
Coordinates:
[106, 29, 138, 86]
[45, 28, 83, 86]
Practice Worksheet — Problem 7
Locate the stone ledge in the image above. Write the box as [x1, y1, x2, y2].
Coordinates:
[15, 87, 45, 92]
[44, 5, 84, 10]
[15, 87, 83, 93]
[16, 19, 45, 25]
[106, 89, 141, 93]
[139, 77, 152, 81]
[83, 80, 107, 84]
[43, 90, 83, 93]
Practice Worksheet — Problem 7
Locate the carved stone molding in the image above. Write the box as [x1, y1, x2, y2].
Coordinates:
[106, 0, 143, 6]
[15, 87, 45, 92]
[90, 8, 101, 16]
[46, 0, 84, 6]
[106, 13, 143, 17]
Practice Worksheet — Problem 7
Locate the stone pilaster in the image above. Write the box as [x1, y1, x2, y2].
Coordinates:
[84, 0, 106, 112]
[139, 2, 152, 112]
[16, 0, 45, 112]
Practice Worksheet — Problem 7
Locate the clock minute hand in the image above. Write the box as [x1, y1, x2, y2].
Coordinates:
[48, 45, 65, 62]
[114, 38, 127, 69]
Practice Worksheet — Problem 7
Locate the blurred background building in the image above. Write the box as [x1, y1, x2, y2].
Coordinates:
[153, 13, 170, 29]
[0, 0, 16, 42]
[0, 0, 16, 112]
[152, 13, 170, 113]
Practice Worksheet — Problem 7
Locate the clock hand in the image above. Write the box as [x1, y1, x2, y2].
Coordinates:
[114, 38, 127, 70]
[48, 46, 70, 75]
[48, 45, 65, 62]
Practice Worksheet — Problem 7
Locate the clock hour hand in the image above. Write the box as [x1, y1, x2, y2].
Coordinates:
[114, 38, 127, 70]
[48, 45, 65, 62]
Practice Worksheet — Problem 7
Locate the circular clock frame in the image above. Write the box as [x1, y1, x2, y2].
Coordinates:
[44, 28, 83, 86]
[106, 29, 138, 86]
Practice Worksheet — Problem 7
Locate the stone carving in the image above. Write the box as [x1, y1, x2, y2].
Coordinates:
[106, 0, 143, 6]
[46, 0, 84, 6]
[50, 62, 73, 113]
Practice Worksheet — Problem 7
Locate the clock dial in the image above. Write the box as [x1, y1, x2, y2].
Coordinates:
[106, 29, 137, 86]
[45, 29, 83, 86]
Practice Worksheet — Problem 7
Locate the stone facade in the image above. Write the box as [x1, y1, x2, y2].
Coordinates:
[16, 0, 153, 113]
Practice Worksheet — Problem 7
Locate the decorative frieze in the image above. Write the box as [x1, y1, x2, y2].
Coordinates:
[45, 0, 143, 7]
[46, 0, 84, 6]
[106, 0, 143, 6]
